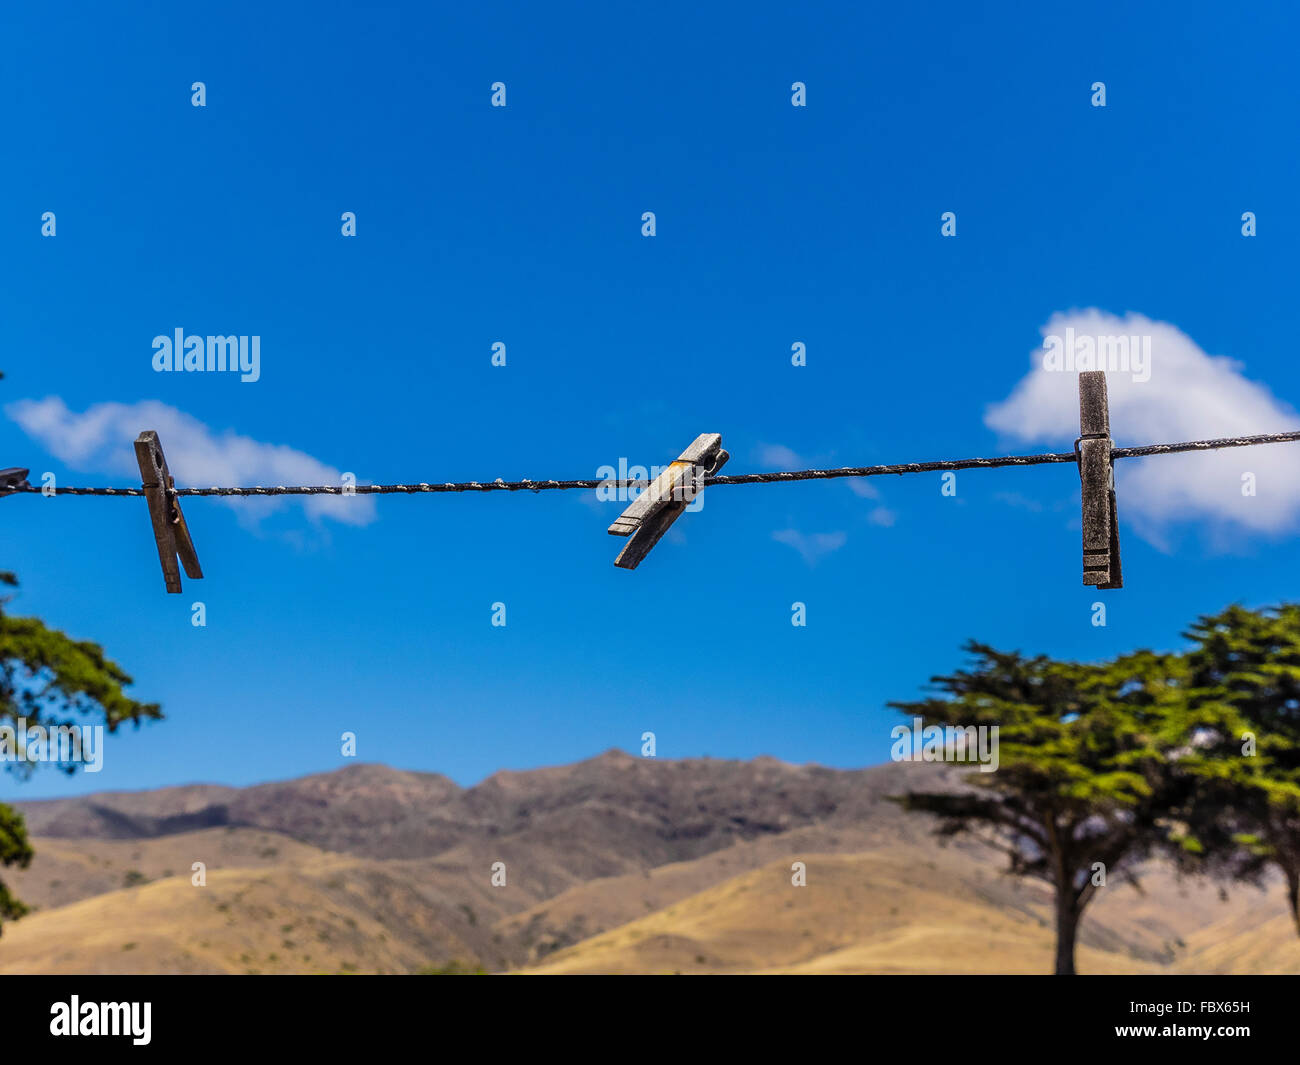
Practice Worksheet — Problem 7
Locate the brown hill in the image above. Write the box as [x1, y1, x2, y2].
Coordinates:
[15, 752, 888, 865]
[2, 753, 1297, 975]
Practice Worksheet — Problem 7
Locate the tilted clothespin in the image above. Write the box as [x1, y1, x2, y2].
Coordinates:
[0, 468, 31, 497]
[608, 433, 728, 569]
[134, 431, 203, 594]
[1077, 371, 1122, 589]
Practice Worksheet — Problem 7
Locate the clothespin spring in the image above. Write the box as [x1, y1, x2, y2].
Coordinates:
[0, 468, 31, 498]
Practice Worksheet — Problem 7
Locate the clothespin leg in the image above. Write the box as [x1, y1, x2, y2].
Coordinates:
[171, 489, 203, 580]
[1103, 484, 1122, 590]
[613, 504, 682, 570]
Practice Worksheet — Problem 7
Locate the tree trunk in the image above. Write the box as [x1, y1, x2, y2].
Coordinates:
[1054, 895, 1079, 975]
[1286, 865, 1300, 939]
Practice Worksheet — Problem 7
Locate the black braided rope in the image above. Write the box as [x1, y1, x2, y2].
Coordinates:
[10, 430, 1300, 498]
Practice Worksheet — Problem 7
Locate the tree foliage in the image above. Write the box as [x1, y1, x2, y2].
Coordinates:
[890, 641, 1203, 974]
[1180, 604, 1300, 935]
[0, 571, 160, 929]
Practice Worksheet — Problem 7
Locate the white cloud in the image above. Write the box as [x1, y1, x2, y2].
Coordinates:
[985, 311, 1300, 543]
[772, 528, 847, 565]
[5, 397, 376, 528]
[757, 443, 805, 471]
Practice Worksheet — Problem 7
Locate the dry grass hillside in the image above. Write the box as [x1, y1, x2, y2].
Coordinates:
[0, 753, 1296, 975]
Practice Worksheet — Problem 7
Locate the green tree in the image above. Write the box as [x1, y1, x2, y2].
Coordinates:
[889, 641, 1192, 975]
[1181, 604, 1300, 936]
[0, 570, 160, 931]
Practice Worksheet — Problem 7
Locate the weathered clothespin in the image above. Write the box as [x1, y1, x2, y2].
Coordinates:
[608, 433, 728, 569]
[1077, 371, 1122, 589]
[0, 468, 31, 497]
[134, 431, 202, 594]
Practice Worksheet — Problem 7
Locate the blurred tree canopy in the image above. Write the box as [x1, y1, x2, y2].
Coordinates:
[0, 569, 160, 930]
[891, 606, 1300, 974]
[1180, 604, 1300, 936]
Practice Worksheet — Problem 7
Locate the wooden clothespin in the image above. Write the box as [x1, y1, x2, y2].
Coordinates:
[134, 431, 202, 594]
[1077, 371, 1122, 589]
[608, 433, 728, 569]
[0, 468, 30, 497]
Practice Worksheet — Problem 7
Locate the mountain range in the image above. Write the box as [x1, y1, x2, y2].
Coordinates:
[1, 752, 1296, 975]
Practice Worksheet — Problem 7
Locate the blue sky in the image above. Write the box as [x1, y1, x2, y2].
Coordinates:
[3, 1, 1300, 798]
